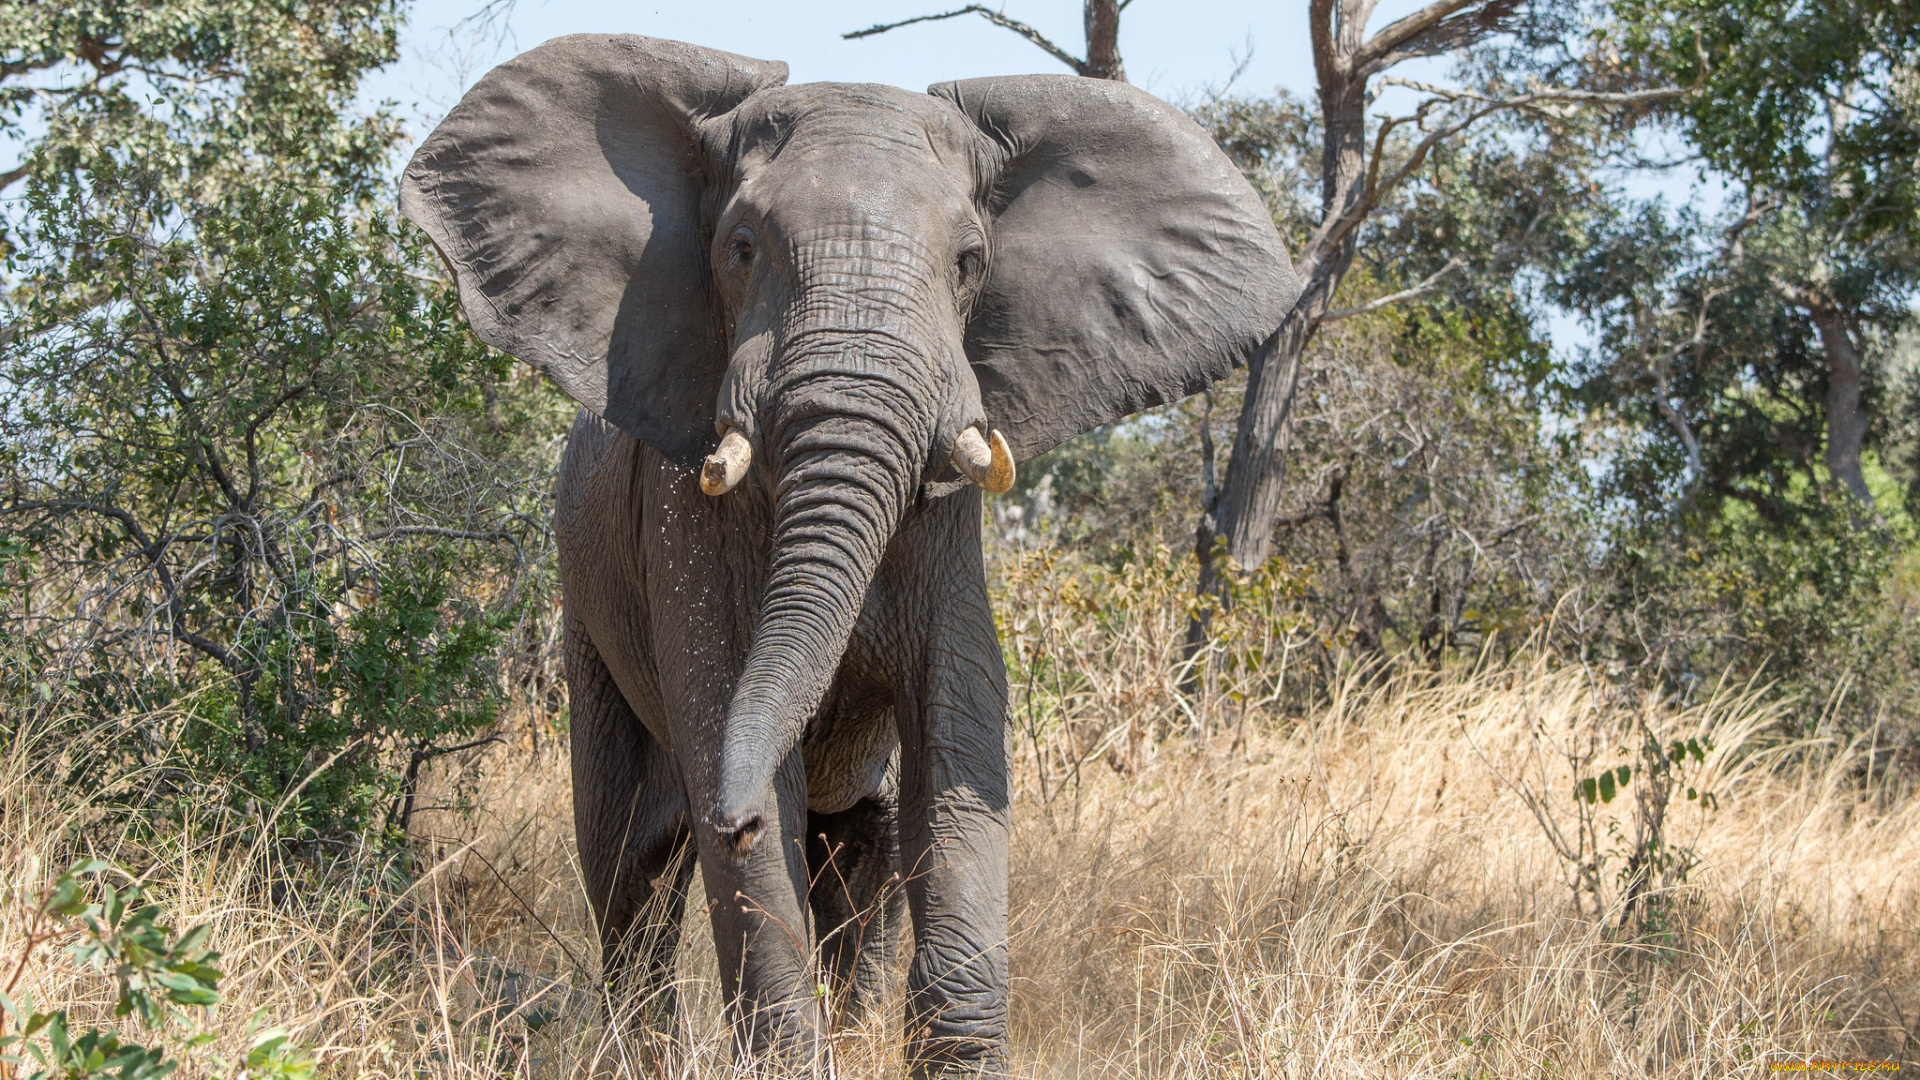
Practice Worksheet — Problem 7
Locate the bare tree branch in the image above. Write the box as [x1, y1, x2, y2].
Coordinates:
[1319, 255, 1468, 323]
[1357, 0, 1525, 77]
[1, 498, 235, 669]
[1353, 0, 1479, 71]
[360, 525, 527, 569]
[844, 5, 1088, 75]
[1381, 76, 1690, 109]
[362, 525, 516, 544]
[1324, 207, 1546, 324]
[1310, 83, 1686, 266]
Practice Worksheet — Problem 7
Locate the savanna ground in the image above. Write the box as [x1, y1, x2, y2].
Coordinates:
[6, 545, 1915, 1079]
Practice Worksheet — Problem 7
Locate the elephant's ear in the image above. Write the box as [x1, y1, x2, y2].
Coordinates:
[400, 36, 787, 469]
[930, 76, 1300, 462]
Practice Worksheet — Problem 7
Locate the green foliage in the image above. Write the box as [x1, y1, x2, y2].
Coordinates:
[170, 552, 516, 840]
[1579, 738, 1712, 809]
[0, 0, 565, 841]
[1599, 486, 1920, 730]
[1519, 0, 1920, 742]
[0, 859, 312, 1080]
[1607, 0, 1920, 239]
[1587, 0, 1920, 486]
[1599, 728, 1718, 939]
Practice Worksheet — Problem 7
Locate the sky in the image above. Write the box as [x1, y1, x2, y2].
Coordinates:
[366, 0, 1451, 137]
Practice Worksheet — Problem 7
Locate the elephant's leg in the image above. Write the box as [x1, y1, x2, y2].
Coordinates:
[807, 783, 903, 1027]
[566, 623, 694, 1027]
[686, 745, 825, 1066]
[897, 597, 1011, 1077]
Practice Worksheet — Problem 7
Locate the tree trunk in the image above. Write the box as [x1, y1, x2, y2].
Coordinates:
[1809, 304, 1874, 506]
[1203, 5, 1369, 580]
[1083, 0, 1125, 81]
[1196, 0, 1527, 601]
[1189, 0, 1533, 673]
[1215, 302, 1307, 571]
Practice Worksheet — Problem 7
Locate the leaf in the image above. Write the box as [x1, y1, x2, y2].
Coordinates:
[1615, 765, 1632, 788]
[1597, 770, 1617, 803]
[173, 924, 212, 955]
[46, 875, 88, 917]
[1579, 777, 1598, 804]
[165, 987, 220, 1007]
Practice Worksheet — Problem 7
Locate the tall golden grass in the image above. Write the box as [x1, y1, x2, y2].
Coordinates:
[4, 545, 1915, 1077]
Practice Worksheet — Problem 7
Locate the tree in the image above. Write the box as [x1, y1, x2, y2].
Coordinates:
[1601, 0, 1920, 508]
[1197, 0, 1693, 619]
[1174, 92, 1608, 667]
[1508, 0, 1920, 732]
[0, 0, 402, 197]
[0, 0, 563, 838]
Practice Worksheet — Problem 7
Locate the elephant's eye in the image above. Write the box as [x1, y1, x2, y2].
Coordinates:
[956, 248, 984, 295]
[729, 228, 756, 270]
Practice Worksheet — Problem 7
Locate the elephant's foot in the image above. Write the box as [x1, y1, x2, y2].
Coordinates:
[905, 979, 1009, 1080]
[730, 995, 830, 1076]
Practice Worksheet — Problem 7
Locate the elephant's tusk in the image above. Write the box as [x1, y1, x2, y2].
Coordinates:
[701, 429, 752, 495]
[952, 427, 1015, 494]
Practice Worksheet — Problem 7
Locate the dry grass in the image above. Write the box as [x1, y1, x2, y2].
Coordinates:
[5, 548, 1916, 1078]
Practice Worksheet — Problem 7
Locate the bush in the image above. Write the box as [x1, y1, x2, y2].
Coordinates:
[0, 0, 568, 842]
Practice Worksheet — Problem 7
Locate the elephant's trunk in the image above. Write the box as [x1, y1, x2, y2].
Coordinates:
[712, 387, 920, 853]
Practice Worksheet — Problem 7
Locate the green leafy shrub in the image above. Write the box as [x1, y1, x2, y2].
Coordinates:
[0, 0, 567, 842]
[1, 860, 312, 1080]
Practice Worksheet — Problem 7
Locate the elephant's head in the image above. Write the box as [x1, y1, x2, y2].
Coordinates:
[400, 35, 1298, 852]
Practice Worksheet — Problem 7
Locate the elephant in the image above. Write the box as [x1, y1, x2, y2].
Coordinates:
[399, 34, 1297, 1076]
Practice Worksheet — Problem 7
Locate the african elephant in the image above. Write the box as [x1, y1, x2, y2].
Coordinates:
[399, 34, 1296, 1076]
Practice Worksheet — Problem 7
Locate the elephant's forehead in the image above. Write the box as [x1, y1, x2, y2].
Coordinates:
[732, 82, 979, 166]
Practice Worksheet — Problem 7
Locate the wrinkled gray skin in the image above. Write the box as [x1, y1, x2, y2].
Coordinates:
[401, 35, 1297, 1077]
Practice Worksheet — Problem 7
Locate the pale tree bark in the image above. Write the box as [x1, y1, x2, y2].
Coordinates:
[1767, 275, 1876, 507]
[1809, 305, 1873, 505]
